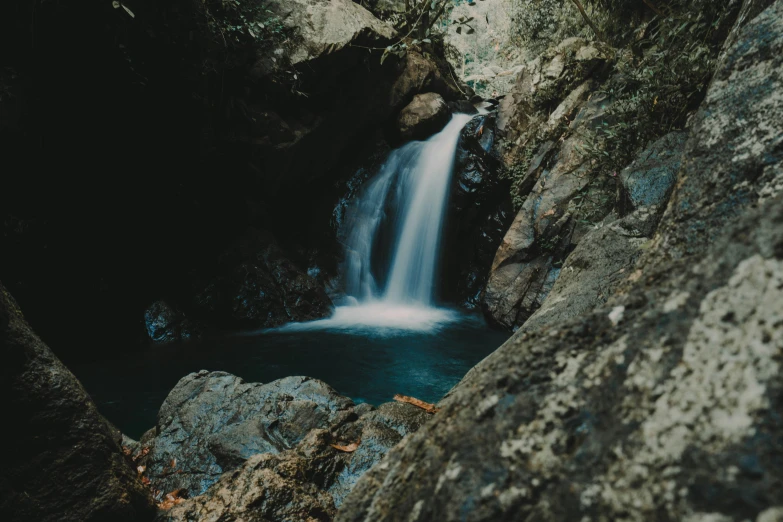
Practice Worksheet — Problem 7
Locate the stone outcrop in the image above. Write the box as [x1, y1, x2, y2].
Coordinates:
[127, 371, 430, 521]
[337, 3, 783, 520]
[143, 301, 201, 344]
[519, 131, 687, 333]
[188, 228, 333, 330]
[442, 114, 514, 308]
[138, 371, 355, 497]
[0, 282, 155, 522]
[483, 48, 615, 328]
[396, 93, 450, 141]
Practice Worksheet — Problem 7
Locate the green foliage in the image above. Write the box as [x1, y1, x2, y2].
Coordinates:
[380, 0, 455, 64]
[510, 0, 588, 55]
[504, 0, 738, 210]
[200, 0, 287, 48]
[577, 0, 739, 182]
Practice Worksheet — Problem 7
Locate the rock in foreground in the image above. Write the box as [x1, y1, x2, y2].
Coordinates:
[130, 371, 430, 521]
[0, 283, 155, 522]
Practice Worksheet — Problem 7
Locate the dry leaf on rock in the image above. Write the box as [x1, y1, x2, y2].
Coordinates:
[330, 440, 361, 452]
[393, 394, 440, 413]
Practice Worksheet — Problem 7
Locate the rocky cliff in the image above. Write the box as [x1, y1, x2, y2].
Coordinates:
[337, 2, 783, 520]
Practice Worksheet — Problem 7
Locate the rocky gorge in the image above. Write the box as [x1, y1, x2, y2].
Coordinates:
[2, 0, 783, 521]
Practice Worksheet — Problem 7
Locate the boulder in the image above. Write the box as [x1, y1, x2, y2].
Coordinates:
[362, 0, 408, 20]
[190, 228, 333, 330]
[139, 371, 353, 497]
[389, 51, 466, 110]
[138, 371, 430, 520]
[0, 282, 155, 522]
[396, 93, 450, 140]
[336, 3, 783, 520]
[258, 0, 395, 76]
[143, 301, 200, 344]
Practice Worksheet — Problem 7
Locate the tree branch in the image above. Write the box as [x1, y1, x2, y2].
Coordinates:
[569, 0, 606, 43]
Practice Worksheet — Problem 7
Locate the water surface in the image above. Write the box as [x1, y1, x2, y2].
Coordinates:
[73, 313, 508, 439]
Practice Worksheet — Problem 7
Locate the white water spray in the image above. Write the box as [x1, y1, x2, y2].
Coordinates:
[284, 113, 474, 332]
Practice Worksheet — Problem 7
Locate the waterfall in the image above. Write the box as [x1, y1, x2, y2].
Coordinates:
[282, 113, 473, 332]
[345, 113, 473, 306]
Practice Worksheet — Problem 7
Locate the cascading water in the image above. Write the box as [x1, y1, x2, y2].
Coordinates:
[285, 113, 475, 331]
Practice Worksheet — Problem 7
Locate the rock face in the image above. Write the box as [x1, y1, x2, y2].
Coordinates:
[396, 93, 450, 140]
[442, 114, 514, 308]
[0, 282, 155, 522]
[495, 38, 607, 167]
[482, 39, 689, 330]
[483, 45, 615, 328]
[337, 2, 783, 521]
[189, 228, 333, 330]
[619, 132, 687, 212]
[143, 301, 200, 344]
[130, 371, 430, 521]
[520, 131, 687, 333]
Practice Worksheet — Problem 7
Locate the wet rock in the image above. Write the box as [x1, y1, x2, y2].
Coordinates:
[0, 282, 155, 522]
[143, 301, 200, 344]
[328, 402, 429, 505]
[389, 50, 466, 110]
[142, 371, 353, 497]
[190, 228, 333, 330]
[448, 100, 479, 115]
[620, 132, 687, 212]
[443, 114, 513, 308]
[143, 371, 430, 520]
[336, 4, 783, 520]
[397, 93, 450, 140]
[158, 445, 338, 522]
[158, 400, 429, 522]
